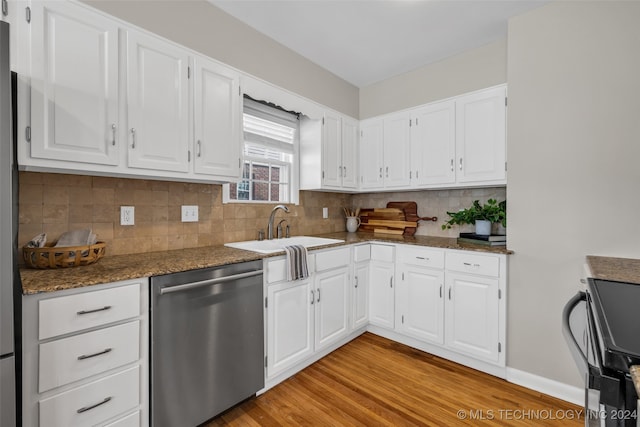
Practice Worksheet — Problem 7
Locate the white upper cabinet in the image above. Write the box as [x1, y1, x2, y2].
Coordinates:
[126, 28, 190, 173]
[410, 100, 456, 186]
[192, 55, 241, 179]
[359, 113, 411, 190]
[359, 118, 384, 190]
[300, 112, 358, 190]
[382, 112, 411, 188]
[29, 1, 119, 166]
[455, 85, 506, 183]
[340, 118, 358, 189]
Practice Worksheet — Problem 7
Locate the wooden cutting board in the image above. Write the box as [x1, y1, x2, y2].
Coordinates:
[359, 208, 411, 235]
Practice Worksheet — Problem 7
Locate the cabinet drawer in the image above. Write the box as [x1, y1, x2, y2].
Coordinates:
[104, 411, 140, 427]
[39, 321, 140, 393]
[39, 283, 141, 340]
[315, 247, 350, 272]
[371, 244, 394, 262]
[446, 251, 500, 277]
[39, 365, 140, 427]
[353, 245, 371, 263]
[397, 246, 444, 269]
[265, 255, 316, 284]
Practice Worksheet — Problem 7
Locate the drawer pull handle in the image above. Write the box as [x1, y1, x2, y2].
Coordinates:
[416, 256, 429, 261]
[77, 306, 112, 315]
[463, 262, 481, 268]
[77, 348, 112, 360]
[77, 396, 112, 414]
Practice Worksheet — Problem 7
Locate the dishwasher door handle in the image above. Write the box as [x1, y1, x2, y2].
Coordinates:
[159, 269, 263, 295]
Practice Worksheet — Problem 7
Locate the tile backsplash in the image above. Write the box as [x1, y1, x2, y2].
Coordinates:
[351, 187, 507, 238]
[17, 172, 506, 258]
[18, 172, 350, 257]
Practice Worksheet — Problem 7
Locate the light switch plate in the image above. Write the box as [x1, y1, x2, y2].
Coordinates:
[181, 205, 199, 222]
[120, 206, 135, 226]
[322, 207, 328, 219]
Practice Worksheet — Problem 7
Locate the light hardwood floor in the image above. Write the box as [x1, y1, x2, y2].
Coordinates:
[207, 333, 583, 426]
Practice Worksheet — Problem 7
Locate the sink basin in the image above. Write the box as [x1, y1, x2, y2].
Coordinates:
[224, 236, 344, 254]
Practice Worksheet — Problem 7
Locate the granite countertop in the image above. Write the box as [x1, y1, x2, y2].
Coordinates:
[20, 231, 513, 295]
[586, 256, 640, 285]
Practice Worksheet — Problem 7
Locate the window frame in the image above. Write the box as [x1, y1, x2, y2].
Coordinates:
[223, 98, 300, 205]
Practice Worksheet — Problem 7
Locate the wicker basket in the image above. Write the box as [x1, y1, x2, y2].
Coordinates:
[23, 242, 106, 269]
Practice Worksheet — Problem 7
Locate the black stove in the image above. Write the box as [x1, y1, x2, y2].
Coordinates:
[589, 279, 640, 372]
[563, 279, 639, 426]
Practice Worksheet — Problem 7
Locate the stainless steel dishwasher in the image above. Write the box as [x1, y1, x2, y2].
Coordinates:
[150, 260, 264, 427]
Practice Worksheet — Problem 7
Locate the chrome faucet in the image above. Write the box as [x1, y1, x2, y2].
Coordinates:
[267, 204, 289, 240]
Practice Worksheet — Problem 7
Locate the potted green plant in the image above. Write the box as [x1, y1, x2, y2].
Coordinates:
[441, 199, 506, 235]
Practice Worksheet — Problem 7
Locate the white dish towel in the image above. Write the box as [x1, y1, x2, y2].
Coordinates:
[284, 245, 309, 281]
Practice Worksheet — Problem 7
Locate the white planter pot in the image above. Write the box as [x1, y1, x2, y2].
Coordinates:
[475, 220, 491, 236]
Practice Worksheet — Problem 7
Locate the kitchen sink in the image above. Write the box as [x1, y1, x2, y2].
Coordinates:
[224, 236, 344, 254]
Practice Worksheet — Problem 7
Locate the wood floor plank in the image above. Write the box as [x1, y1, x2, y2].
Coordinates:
[206, 333, 583, 426]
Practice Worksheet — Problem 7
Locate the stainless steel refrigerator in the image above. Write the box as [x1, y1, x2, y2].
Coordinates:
[0, 20, 17, 427]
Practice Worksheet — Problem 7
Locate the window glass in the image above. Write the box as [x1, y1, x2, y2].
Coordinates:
[224, 98, 299, 203]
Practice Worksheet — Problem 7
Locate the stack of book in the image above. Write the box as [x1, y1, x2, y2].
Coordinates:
[457, 233, 507, 246]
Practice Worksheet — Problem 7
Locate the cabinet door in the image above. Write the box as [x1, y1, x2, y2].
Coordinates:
[411, 100, 456, 186]
[127, 29, 189, 172]
[193, 56, 241, 179]
[455, 86, 506, 183]
[341, 118, 359, 189]
[368, 261, 394, 329]
[266, 280, 314, 379]
[383, 112, 411, 188]
[359, 119, 384, 189]
[445, 272, 500, 362]
[397, 265, 444, 344]
[314, 267, 350, 351]
[352, 262, 369, 330]
[30, 1, 119, 165]
[321, 113, 342, 188]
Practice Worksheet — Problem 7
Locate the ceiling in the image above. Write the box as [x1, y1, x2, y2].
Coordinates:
[209, 0, 549, 88]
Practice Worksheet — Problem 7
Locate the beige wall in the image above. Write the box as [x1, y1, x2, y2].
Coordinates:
[506, 1, 640, 387]
[359, 39, 507, 119]
[17, 172, 350, 258]
[83, 0, 359, 118]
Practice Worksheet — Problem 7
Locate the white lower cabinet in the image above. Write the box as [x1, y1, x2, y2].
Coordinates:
[351, 244, 371, 330]
[266, 278, 314, 379]
[264, 242, 507, 388]
[22, 279, 148, 427]
[445, 272, 500, 362]
[368, 244, 395, 329]
[396, 265, 445, 345]
[314, 266, 350, 352]
[265, 247, 352, 381]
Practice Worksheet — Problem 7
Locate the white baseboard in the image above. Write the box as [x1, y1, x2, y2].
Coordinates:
[506, 367, 585, 406]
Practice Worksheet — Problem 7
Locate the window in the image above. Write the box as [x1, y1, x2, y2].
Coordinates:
[224, 97, 299, 203]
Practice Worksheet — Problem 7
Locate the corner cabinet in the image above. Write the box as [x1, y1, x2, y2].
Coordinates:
[368, 244, 395, 328]
[29, 1, 120, 166]
[22, 279, 149, 427]
[125, 28, 190, 173]
[359, 114, 411, 190]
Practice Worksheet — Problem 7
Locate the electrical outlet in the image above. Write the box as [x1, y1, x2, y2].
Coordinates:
[181, 205, 199, 222]
[322, 207, 328, 219]
[120, 206, 135, 226]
